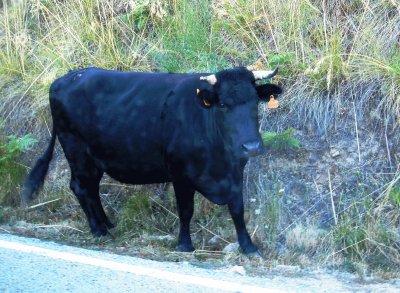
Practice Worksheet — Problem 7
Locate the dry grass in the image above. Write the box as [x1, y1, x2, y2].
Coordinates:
[286, 223, 325, 254]
[213, 0, 399, 126]
[1, 1, 398, 124]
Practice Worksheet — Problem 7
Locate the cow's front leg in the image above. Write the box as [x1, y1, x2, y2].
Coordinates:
[228, 196, 259, 255]
[173, 181, 195, 252]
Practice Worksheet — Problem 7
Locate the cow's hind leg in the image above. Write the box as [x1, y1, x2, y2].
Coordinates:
[173, 181, 195, 252]
[59, 133, 113, 236]
[70, 171, 114, 236]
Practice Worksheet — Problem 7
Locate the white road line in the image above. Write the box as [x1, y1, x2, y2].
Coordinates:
[0, 239, 284, 293]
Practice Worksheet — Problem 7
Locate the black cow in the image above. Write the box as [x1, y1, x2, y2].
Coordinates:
[23, 66, 282, 255]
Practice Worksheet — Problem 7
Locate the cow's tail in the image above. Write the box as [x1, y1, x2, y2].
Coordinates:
[22, 127, 57, 204]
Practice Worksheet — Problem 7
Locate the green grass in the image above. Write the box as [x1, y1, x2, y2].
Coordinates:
[0, 123, 36, 206]
[1, 1, 398, 99]
[333, 197, 400, 271]
[152, 0, 229, 72]
[116, 191, 154, 237]
[389, 186, 400, 209]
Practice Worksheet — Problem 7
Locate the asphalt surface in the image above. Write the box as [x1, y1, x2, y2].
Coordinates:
[0, 233, 399, 293]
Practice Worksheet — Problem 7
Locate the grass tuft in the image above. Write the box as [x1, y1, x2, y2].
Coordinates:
[286, 224, 325, 255]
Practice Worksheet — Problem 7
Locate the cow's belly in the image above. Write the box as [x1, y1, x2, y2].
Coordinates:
[89, 148, 171, 184]
[106, 167, 171, 184]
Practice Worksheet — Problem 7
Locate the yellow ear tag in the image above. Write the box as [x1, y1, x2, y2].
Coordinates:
[268, 95, 279, 109]
[196, 88, 200, 95]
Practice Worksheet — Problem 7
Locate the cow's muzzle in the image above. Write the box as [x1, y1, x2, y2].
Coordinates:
[242, 141, 264, 157]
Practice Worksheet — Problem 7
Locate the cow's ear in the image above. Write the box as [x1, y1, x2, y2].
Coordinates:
[196, 88, 217, 109]
[256, 84, 283, 101]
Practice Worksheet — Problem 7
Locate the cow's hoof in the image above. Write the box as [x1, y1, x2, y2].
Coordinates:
[92, 229, 107, 237]
[245, 250, 263, 259]
[241, 245, 262, 257]
[176, 243, 195, 252]
[91, 225, 108, 237]
[106, 221, 115, 229]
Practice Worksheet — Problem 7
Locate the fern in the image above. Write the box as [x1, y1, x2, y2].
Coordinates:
[0, 135, 36, 168]
[0, 129, 36, 205]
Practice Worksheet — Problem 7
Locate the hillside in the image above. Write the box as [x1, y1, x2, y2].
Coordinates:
[1, 0, 399, 277]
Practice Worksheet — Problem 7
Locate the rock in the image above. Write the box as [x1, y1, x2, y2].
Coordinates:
[225, 265, 246, 275]
[222, 242, 240, 253]
[274, 265, 301, 273]
[146, 235, 174, 242]
[208, 235, 222, 246]
[330, 148, 340, 158]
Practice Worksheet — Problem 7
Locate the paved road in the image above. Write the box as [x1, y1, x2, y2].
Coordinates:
[0, 234, 399, 293]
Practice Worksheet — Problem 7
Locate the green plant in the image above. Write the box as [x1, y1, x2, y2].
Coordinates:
[0, 128, 36, 205]
[267, 52, 302, 76]
[251, 179, 284, 253]
[389, 185, 400, 208]
[286, 223, 325, 254]
[334, 218, 367, 259]
[116, 192, 153, 237]
[306, 32, 348, 92]
[116, 190, 178, 240]
[152, 0, 228, 72]
[333, 196, 400, 271]
[262, 128, 300, 151]
[0, 0, 31, 77]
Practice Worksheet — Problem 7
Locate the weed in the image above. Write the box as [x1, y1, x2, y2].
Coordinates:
[389, 186, 400, 208]
[116, 192, 154, 237]
[252, 175, 284, 254]
[333, 196, 400, 271]
[262, 128, 300, 151]
[0, 124, 36, 206]
[118, 1, 156, 31]
[306, 32, 348, 92]
[115, 188, 179, 244]
[0, 206, 11, 223]
[286, 224, 325, 255]
[0, 1, 31, 77]
[152, 0, 228, 72]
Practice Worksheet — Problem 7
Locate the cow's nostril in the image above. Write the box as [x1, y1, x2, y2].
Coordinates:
[242, 141, 262, 153]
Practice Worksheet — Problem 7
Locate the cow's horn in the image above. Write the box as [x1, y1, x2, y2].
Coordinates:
[251, 67, 278, 80]
[200, 74, 217, 85]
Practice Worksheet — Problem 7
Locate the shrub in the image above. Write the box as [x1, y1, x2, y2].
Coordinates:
[116, 192, 153, 237]
[262, 128, 300, 151]
[0, 126, 36, 206]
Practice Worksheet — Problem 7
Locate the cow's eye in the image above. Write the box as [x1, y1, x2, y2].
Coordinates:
[219, 102, 227, 108]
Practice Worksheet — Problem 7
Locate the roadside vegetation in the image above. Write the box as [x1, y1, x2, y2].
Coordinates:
[0, 123, 35, 213]
[1, 0, 399, 278]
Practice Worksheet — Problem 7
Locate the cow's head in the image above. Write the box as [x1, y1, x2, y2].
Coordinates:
[197, 67, 282, 158]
